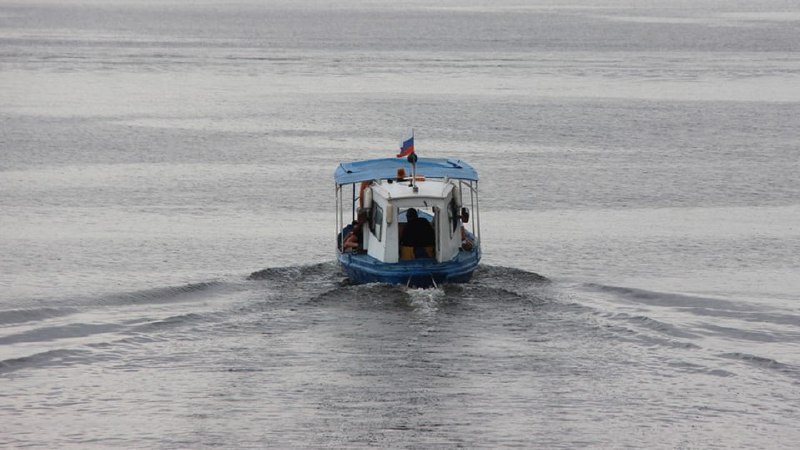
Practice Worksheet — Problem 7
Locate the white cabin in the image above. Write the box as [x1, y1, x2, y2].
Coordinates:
[361, 178, 468, 263]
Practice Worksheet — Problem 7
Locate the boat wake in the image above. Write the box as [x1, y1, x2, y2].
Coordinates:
[3, 262, 798, 384]
[0, 279, 244, 375]
[261, 262, 554, 310]
[574, 281, 800, 380]
[1, 281, 235, 327]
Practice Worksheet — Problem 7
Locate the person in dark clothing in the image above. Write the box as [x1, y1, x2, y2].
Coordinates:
[400, 208, 435, 248]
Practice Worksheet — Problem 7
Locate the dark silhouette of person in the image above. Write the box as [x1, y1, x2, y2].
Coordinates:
[401, 208, 435, 249]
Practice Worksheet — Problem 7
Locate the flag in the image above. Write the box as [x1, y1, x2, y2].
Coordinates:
[397, 130, 414, 157]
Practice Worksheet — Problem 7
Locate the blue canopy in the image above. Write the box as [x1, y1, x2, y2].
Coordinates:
[334, 157, 479, 185]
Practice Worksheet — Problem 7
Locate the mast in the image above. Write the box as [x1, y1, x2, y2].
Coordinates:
[408, 129, 418, 193]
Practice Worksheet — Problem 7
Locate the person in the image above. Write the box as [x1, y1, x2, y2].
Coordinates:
[460, 226, 474, 251]
[401, 208, 435, 250]
[343, 210, 368, 252]
[458, 207, 475, 250]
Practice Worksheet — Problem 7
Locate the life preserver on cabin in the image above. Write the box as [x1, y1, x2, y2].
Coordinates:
[359, 181, 373, 210]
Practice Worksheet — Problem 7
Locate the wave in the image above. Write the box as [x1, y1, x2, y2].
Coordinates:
[0, 306, 78, 326]
[97, 281, 228, 306]
[682, 307, 800, 328]
[605, 312, 700, 340]
[718, 352, 800, 379]
[0, 322, 124, 346]
[0, 280, 241, 375]
[0, 280, 235, 329]
[297, 264, 553, 317]
[581, 282, 800, 342]
[248, 261, 548, 288]
[471, 264, 550, 285]
[582, 283, 749, 310]
[307, 282, 416, 308]
[0, 264, 548, 376]
[246, 262, 552, 312]
[248, 261, 342, 283]
[127, 312, 211, 333]
[578, 309, 702, 351]
[572, 282, 800, 381]
[0, 348, 94, 375]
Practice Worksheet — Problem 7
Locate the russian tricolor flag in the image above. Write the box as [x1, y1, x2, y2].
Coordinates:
[397, 130, 414, 157]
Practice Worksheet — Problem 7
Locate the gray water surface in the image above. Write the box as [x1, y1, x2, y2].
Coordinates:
[2, 0, 800, 448]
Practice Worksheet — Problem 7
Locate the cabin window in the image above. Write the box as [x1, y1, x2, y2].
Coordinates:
[370, 204, 383, 242]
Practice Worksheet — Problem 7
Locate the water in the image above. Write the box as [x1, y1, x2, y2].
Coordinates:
[2, 0, 799, 447]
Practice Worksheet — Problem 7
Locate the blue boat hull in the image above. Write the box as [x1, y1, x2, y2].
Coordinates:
[337, 248, 480, 288]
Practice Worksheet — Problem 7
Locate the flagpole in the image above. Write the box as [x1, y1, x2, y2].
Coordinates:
[409, 128, 418, 192]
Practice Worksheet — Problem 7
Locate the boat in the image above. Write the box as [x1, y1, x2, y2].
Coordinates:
[334, 142, 481, 288]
